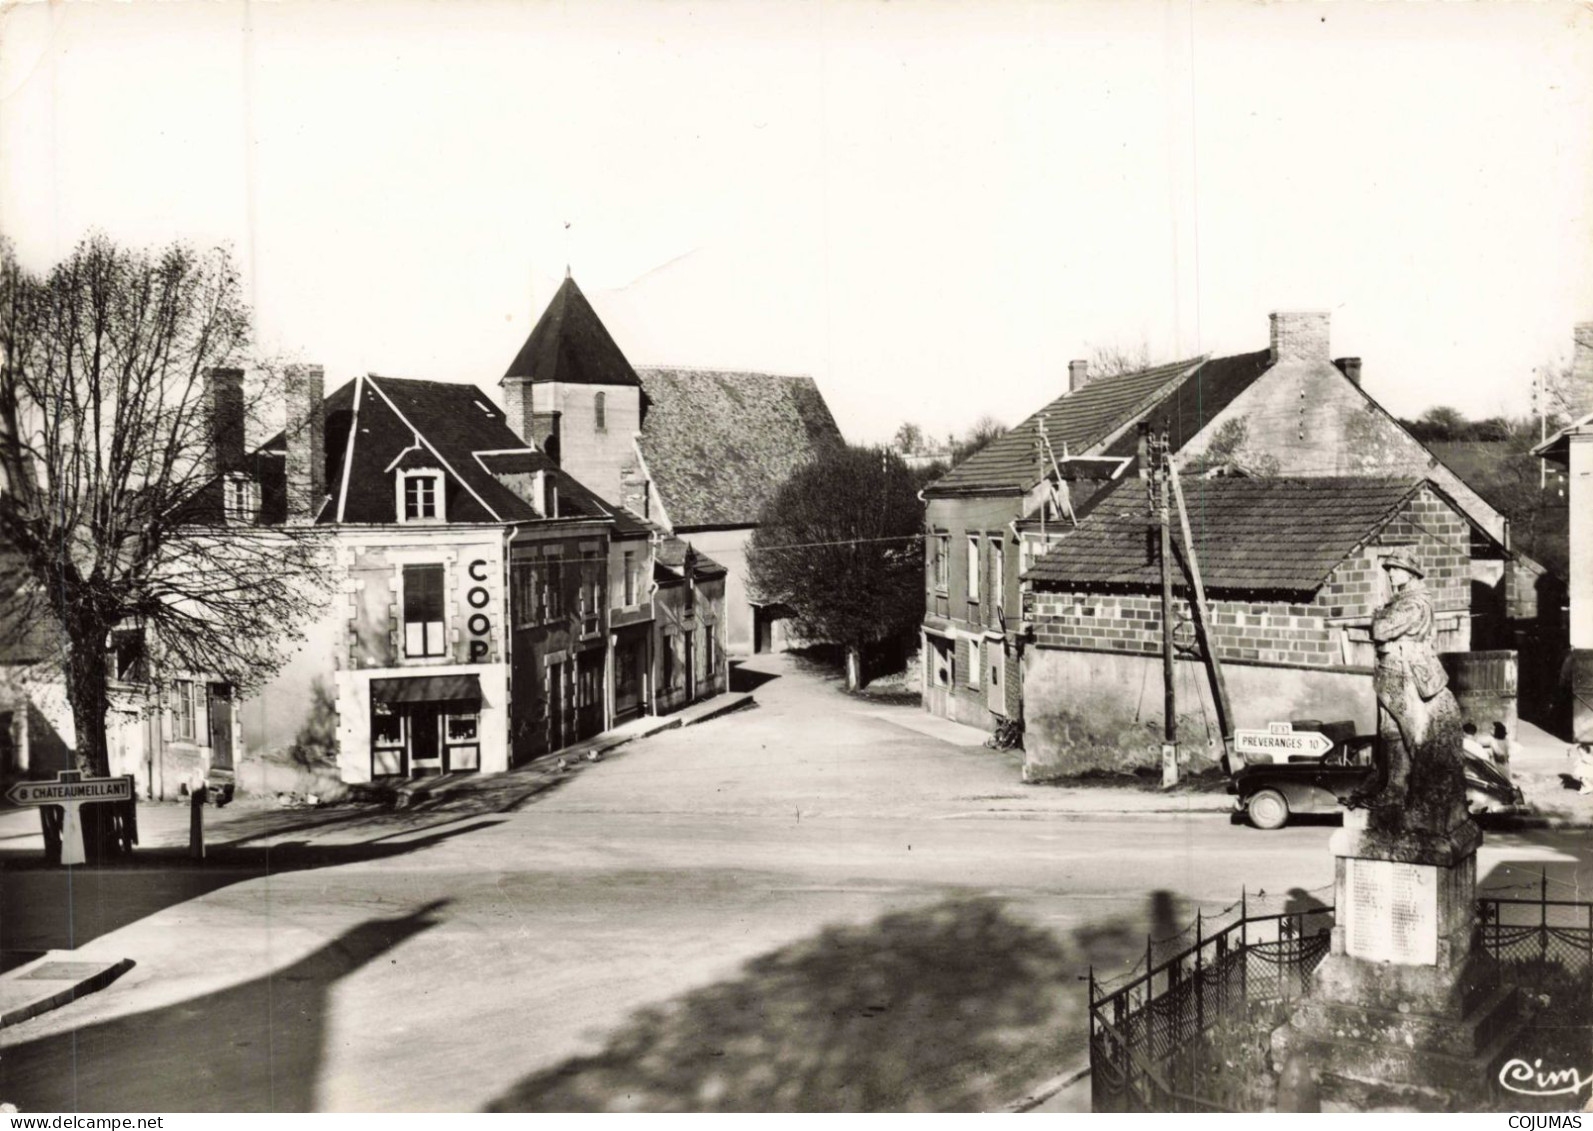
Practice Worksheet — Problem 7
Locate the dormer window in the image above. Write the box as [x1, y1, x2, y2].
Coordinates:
[224, 473, 258, 524]
[399, 470, 444, 523]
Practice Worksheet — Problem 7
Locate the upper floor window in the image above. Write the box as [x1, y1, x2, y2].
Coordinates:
[966, 536, 981, 603]
[400, 471, 443, 523]
[933, 534, 949, 592]
[512, 559, 542, 628]
[403, 563, 447, 657]
[224, 473, 258, 524]
[622, 549, 638, 606]
[990, 537, 1004, 621]
[594, 391, 607, 433]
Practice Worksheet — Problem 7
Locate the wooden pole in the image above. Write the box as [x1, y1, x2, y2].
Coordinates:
[1167, 458, 1235, 750]
[1157, 430, 1178, 786]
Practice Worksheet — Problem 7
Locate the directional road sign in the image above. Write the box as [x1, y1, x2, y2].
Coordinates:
[5, 771, 134, 866]
[1232, 725, 1334, 761]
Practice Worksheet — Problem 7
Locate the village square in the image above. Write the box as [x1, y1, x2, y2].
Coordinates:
[1, 0, 1591, 1117]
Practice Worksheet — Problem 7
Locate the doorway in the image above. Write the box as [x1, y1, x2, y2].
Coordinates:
[208, 683, 234, 771]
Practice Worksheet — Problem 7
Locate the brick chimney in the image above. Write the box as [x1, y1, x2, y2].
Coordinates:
[1068, 359, 1090, 393]
[284, 364, 325, 523]
[1269, 311, 1331, 365]
[504, 377, 533, 445]
[206, 368, 246, 474]
[1333, 357, 1363, 387]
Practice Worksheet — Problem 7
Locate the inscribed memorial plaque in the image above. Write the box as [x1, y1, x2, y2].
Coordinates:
[1345, 858, 1438, 965]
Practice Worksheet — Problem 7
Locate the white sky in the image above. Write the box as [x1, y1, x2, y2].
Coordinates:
[2, 0, 1590, 445]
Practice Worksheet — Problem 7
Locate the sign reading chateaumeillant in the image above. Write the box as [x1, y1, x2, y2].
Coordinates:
[1345, 858, 1438, 965]
[4, 770, 134, 867]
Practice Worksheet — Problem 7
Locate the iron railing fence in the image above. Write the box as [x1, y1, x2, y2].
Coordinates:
[1088, 892, 1334, 1113]
[1089, 871, 1593, 1114]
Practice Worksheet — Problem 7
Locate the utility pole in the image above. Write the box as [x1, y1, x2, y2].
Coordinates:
[1151, 426, 1178, 787]
[1168, 458, 1234, 758]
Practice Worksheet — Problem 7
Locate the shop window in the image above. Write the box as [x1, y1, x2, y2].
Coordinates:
[403, 564, 447, 657]
[372, 703, 405, 775]
[445, 711, 480, 771]
[400, 471, 443, 523]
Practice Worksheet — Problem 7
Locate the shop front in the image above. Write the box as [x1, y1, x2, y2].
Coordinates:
[369, 674, 483, 777]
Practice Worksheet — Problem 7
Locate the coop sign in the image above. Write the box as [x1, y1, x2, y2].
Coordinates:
[5, 770, 134, 867]
[1232, 722, 1333, 760]
[466, 558, 493, 663]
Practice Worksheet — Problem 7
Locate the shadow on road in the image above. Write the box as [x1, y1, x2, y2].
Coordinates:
[0, 819, 499, 955]
[729, 661, 781, 693]
[489, 894, 1148, 1113]
[0, 901, 447, 1112]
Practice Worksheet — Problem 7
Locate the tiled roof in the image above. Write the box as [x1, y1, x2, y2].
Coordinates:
[1097, 350, 1275, 463]
[1022, 476, 1424, 594]
[503, 276, 641, 388]
[636, 368, 845, 528]
[655, 535, 728, 581]
[925, 357, 1206, 495]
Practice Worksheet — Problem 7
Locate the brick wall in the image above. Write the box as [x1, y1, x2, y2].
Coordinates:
[1026, 485, 1471, 671]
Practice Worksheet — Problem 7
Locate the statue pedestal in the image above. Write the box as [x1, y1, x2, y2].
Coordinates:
[1274, 810, 1518, 1110]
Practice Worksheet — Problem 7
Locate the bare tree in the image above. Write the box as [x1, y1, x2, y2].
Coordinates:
[892, 421, 924, 454]
[949, 414, 1007, 465]
[0, 235, 330, 800]
[1086, 340, 1154, 379]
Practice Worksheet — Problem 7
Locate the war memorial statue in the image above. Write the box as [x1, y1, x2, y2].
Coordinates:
[1278, 548, 1515, 1110]
[1343, 547, 1469, 833]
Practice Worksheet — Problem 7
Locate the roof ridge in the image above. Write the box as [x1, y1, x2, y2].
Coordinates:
[637, 365, 816, 381]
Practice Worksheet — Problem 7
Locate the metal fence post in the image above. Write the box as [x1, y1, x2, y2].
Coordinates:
[1542, 867, 1550, 962]
[1240, 888, 1249, 1005]
[1195, 909, 1205, 1035]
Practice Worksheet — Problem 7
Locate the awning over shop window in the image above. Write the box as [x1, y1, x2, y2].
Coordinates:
[370, 674, 482, 706]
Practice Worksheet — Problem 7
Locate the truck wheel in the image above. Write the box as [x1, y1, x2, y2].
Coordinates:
[1248, 789, 1289, 830]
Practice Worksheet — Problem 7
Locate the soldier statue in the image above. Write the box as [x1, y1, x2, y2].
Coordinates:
[1344, 548, 1469, 834]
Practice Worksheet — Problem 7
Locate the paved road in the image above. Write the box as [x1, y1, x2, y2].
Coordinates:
[2, 654, 1587, 1112]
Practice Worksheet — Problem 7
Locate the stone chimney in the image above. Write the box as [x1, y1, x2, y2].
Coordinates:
[284, 364, 325, 523]
[1068, 359, 1090, 393]
[206, 368, 246, 474]
[1269, 311, 1331, 365]
[1574, 322, 1593, 390]
[1333, 357, 1363, 387]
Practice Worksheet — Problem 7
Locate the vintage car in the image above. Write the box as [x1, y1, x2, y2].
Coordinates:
[1230, 728, 1524, 830]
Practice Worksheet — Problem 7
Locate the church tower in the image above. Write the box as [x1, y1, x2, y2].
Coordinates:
[502, 275, 643, 506]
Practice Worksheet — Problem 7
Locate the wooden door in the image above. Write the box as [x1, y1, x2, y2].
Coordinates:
[208, 684, 234, 770]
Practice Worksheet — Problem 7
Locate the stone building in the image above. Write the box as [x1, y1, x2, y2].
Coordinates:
[1019, 476, 1478, 779]
[502, 276, 844, 653]
[922, 310, 1549, 735]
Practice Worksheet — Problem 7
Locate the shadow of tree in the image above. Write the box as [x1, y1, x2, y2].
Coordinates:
[0, 901, 446, 1112]
[0, 820, 499, 954]
[489, 896, 1111, 1113]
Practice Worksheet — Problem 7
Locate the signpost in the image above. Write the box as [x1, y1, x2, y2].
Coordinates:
[1232, 722, 1334, 762]
[5, 770, 134, 866]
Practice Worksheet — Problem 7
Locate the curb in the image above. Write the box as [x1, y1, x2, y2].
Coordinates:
[1003, 1063, 1090, 1113]
[1, 957, 135, 1029]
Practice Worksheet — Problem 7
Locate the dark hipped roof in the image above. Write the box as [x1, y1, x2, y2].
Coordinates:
[307, 374, 649, 533]
[636, 368, 845, 528]
[1022, 476, 1427, 594]
[502, 276, 641, 388]
[926, 356, 1207, 496]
